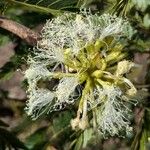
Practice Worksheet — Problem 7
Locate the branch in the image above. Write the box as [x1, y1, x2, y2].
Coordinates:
[131, 107, 145, 150]
[0, 16, 41, 46]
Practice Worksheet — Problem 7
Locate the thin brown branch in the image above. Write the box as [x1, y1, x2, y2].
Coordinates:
[131, 107, 145, 150]
[0, 16, 41, 46]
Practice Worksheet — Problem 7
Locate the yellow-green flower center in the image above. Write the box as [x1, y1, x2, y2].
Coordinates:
[64, 37, 126, 88]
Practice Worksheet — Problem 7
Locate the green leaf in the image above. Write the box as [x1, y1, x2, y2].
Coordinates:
[111, 0, 131, 16]
[82, 128, 93, 148]
[73, 128, 95, 150]
[0, 35, 10, 46]
[143, 14, 150, 28]
[139, 109, 150, 150]
[25, 127, 47, 150]
[3, 0, 78, 15]
[131, 0, 150, 12]
[74, 133, 83, 150]
[4, 0, 61, 15]
[140, 129, 148, 150]
[53, 111, 73, 132]
[77, 0, 95, 7]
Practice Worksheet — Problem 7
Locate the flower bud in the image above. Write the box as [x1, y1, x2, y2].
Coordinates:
[79, 116, 89, 130]
[116, 60, 135, 76]
[71, 117, 80, 130]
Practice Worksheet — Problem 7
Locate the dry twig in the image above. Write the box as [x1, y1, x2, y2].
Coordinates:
[0, 16, 40, 46]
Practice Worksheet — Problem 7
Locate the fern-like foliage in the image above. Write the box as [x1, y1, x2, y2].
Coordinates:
[4, 0, 78, 15]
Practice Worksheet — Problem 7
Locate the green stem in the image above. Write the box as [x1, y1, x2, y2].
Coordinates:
[78, 78, 91, 115]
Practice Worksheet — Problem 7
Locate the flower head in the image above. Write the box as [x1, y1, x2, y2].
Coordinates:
[25, 12, 136, 136]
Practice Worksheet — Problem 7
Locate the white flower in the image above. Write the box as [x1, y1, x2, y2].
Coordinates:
[26, 89, 55, 119]
[25, 63, 50, 82]
[25, 11, 136, 137]
[88, 84, 122, 109]
[55, 77, 79, 104]
[36, 42, 65, 64]
[24, 59, 51, 93]
[40, 12, 132, 55]
[94, 85, 131, 136]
